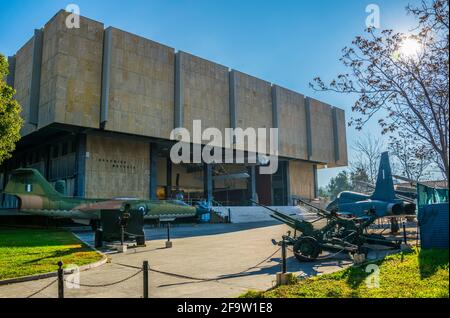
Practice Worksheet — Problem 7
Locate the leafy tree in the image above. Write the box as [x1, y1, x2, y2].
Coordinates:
[311, 0, 449, 181]
[326, 170, 352, 200]
[318, 186, 330, 200]
[0, 54, 23, 164]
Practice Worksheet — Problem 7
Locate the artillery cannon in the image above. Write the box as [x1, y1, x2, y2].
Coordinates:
[252, 199, 401, 262]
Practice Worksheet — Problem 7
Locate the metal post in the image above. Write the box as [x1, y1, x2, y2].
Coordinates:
[281, 240, 287, 274]
[167, 223, 171, 242]
[402, 221, 407, 244]
[143, 260, 149, 299]
[121, 225, 124, 246]
[57, 261, 64, 298]
[228, 208, 231, 223]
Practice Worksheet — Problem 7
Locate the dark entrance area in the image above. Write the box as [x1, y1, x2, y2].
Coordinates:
[255, 161, 288, 206]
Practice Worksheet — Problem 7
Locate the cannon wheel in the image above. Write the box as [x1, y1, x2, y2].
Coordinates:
[293, 236, 321, 262]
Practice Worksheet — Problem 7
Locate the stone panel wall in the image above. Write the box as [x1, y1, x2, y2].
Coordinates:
[104, 28, 175, 139]
[85, 134, 150, 199]
[277, 86, 308, 160]
[14, 37, 35, 136]
[39, 11, 104, 129]
[334, 107, 348, 167]
[181, 52, 230, 138]
[309, 98, 335, 164]
[289, 160, 315, 199]
[234, 71, 273, 153]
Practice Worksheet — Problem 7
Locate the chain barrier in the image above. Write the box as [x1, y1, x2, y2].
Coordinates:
[115, 247, 281, 283]
[26, 279, 58, 298]
[123, 231, 146, 237]
[63, 269, 143, 288]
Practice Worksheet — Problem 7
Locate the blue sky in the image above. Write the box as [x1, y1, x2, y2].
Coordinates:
[0, 0, 421, 186]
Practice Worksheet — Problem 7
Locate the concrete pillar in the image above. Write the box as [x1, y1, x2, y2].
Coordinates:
[271, 85, 279, 128]
[286, 161, 292, 206]
[332, 107, 340, 163]
[203, 163, 213, 203]
[75, 134, 87, 198]
[305, 97, 313, 160]
[229, 70, 237, 130]
[174, 51, 184, 128]
[247, 166, 257, 204]
[44, 145, 51, 180]
[150, 143, 158, 200]
[166, 157, 172, 199]
[29, 29, 44, 126]
[100, 27, 113, 127]
[6, 55, 16, 88]
[313, 164, 318, 199]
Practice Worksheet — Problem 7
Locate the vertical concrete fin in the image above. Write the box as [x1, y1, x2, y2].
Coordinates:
[332, 107, 340, 162]
[229, 70, 237, 130]
[271, 85, 279, 128]
[174, 51, 184, 128]
[247, 166, 257, 203]
[6, 55, 16, 88]
[149, 143, 158, 200]
[29, 29, 44, 126]
[305, 97, 313, 160]
[313, 164, 318, 199]
[286, 161, 291, 206]
[75, 134, 87, 197]
[100, 27, 113, 127]
[166, 157, 172, 199]
[203, 163, 213, 203]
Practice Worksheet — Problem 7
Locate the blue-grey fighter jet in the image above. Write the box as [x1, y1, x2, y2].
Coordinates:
[326, 152, 416, 218]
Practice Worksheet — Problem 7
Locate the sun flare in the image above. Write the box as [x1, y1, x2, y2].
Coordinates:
[399, 38, 422, 59]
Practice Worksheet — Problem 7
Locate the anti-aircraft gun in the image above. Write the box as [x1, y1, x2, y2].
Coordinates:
[252, 199, 401, 262]
[252, 152, 416, 262]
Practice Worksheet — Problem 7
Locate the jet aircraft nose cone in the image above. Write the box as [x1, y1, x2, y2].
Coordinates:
[196, 200, 212, 215]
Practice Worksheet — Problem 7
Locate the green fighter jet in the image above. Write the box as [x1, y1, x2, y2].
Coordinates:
[1, 168, 212, 245]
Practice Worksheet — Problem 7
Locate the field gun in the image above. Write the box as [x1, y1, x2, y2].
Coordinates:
[251, 199, 402, 262]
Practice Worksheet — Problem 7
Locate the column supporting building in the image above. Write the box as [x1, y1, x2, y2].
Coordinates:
[203, 163, 213, 203]
[150, 143, 158, 200]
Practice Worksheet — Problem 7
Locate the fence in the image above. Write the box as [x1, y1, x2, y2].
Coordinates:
[21, 217, 417, 298]
[24, 247, 282, 298]
[26, 260, 149, 299]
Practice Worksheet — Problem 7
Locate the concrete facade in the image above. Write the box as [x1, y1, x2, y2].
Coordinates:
[289, 161, 316, 199]
[85, 134, 150, 199]
[14, 38, 35, 136]
[181, 52, 230, 138]
[1, 10, 348, 206]
[277, 86, 308, 160]
[39, 12, 104, 130]
[104, 28, 175, 138]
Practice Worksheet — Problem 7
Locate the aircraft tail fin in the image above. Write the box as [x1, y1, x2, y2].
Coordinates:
[371, 152, 396, 202]
[3, 168, 63, 198]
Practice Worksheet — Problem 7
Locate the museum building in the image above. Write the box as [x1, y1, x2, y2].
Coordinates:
[0, 10, 347, 210]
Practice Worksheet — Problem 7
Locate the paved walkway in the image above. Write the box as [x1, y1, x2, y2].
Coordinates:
[0, 222, 353, 298]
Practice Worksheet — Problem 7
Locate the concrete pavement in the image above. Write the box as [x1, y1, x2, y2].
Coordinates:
[0, 222, 353, 298]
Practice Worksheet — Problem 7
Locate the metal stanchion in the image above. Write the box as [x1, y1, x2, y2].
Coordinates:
[166, 223, 172, 248]
[57, 261, 64, 298]
[281, 240, 287, 274]
[402, 221, 408, 244]
[121, 225, 125, 246]
[143, 260, 149, 298]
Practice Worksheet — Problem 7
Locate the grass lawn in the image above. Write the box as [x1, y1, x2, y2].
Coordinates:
[0, 227, 103, 280]
[242, 248, 449, 298]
